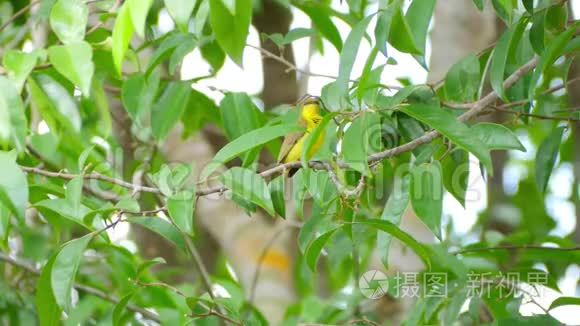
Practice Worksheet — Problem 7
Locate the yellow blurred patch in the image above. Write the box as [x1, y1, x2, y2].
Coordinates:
[259, 249, 290, 271]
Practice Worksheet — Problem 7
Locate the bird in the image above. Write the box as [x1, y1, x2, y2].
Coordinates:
[277, 96, 325, 177]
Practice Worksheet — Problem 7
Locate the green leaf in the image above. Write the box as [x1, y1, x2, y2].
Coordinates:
[399, 104, 493, 174]
[0, 151, 28, 221]
[305, 228, 339, 271]
[0, 76, 28, 153]
[491, 0, 513, 23]
[353, 219, 431, 269]
[410, 162, 443, 239]
[283, 28, 316, 44]
[471, 123, 526, 151]
[535, 126, 564, 193]
[444, 54, 480, 102]
[377, 173, 410, 267]
[472, 0, 484, 10]
[48, 42, 95, 96]
[2, 50, 40, 92]
[128, 0, 154, 37]
[181, 88, 219, 138]
[112, 2, 134, 76]
[296, 3, 343, 52]
[209, 0, 252, 65]
[126, 216, 187, 252]
[522, 0, 534, 13]
[36, 256, 61, 326]
[49, 0, 88, 44]
[51, 234, 93, 311]
[29, 74, 81, 134]
[121, 72, 159, 123]
[269, 175, 286, 218]
[441, 149, 469, 207]
[529, 12, 545, 54]
[490, 18, 527, 101]
[145, 32, 191, 75]
[201, 124, 301, 180]
[321, 14, 372, 111]
[405, 0, 436, 55]
[112, 292, 135, 326]
[388, 2, 421, 55]
[66, 177, 83, 218]
[200, 39, 226, 72]
[548, 296, 580, 311]
[221, 167, 275, 216]
[151, 82, 191, 140]
[164, 0, 195, 30]
[375, 2, 397, 57]
[219, 93, 264, 141]
[342, 112, 381, 174]
[136, 257, 166, 278]
[337, 15, 373, 86]
[169, 39, 197, 74]
[167, 190, 195, 236]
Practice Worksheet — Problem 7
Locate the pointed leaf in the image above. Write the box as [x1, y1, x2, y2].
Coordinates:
[167, 190, 195, 236]
[472, 123, 526, 151]
[410, 162, 443, 239]
[0, 151, 28, 221]
[126, 216, 187, 252]
[36, 256, 61, 326]
[49, 0, 88, 44]
[112, 2, 134, 76]
[377, 173, 410, 267]
[48, 42, 94, 96]
[151, 82, 191, 140]
[164, 0, 195, 30]
[535, 126, 565, 193]
[221, 167, 275, 216]
[305, 228, 339, 271]
[0, 76, 28, 152]
[201, 124, 301, 180]
[399, 104, 493, 174]
[51, 234, 93, 311]
[128, 0, 154, 37]
[209, 0, 252, 65]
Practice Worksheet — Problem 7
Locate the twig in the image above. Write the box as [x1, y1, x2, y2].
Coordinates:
[452, 244, 580, 255]
[21, 165, 160, 193]
[248, 227, 289, 306]
[0, 0, 41, 33]
[0, 252, 161, 323]
[189, 309, 243, 326]
[443, 76, 580, 110]
[323, 163, 367, 198]
[246, 44, 402, 90]
[490, 105, 580, 122]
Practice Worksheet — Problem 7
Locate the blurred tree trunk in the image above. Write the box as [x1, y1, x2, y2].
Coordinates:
[253, 0, 298, 108]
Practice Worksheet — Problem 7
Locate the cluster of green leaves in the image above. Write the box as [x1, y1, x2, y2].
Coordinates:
[0, 0, 579, 325]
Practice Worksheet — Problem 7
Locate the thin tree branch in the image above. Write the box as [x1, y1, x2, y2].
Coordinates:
[0, 253, 161, 323]
[21, 166, 160, 193]
[452, 244, 580, 255]
[246, 44, 402, 90]
[0, 0, 41, 33]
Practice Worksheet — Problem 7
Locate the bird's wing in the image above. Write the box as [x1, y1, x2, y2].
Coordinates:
[277, 130, 304, 162]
